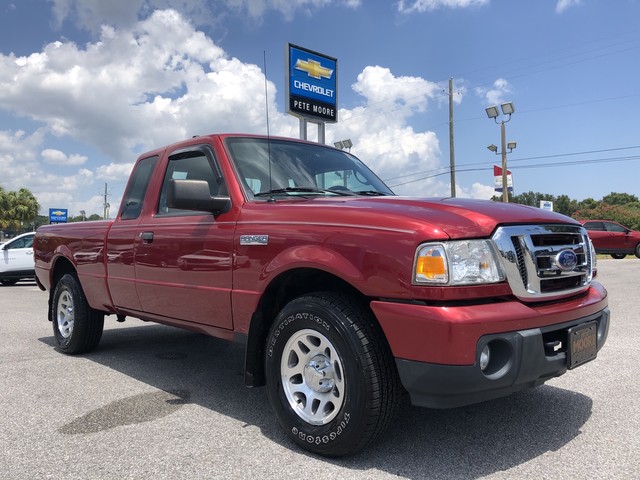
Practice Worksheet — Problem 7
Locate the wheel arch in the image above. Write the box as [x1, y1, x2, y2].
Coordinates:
[47, 257, 77, 322]
[243, 267, 380, 387]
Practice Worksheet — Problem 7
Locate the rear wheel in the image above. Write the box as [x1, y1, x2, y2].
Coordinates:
[635, 244, 640, 259]
[265, 292, 400, 457]
[51, 273, 104, 354]
[610, 253, 627, 260]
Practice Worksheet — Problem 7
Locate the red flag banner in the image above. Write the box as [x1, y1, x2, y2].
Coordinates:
[493, 165, 513, 193]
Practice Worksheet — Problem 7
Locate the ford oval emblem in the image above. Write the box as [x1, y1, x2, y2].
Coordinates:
[555, 249, 578, 271]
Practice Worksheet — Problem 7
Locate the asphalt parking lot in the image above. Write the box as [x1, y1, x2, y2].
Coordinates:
[1, 259, 638, 479]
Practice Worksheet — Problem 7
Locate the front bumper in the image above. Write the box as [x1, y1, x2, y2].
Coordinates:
[371, 282, 609, 409]
[395, 308, 609, 408]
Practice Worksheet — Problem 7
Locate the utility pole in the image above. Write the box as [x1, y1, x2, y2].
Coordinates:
[103, 183, 110, 219]
[448, 78, 456, 198]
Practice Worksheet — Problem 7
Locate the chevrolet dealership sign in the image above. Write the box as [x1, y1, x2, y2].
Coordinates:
[49, 208, 68, 224]
[286, 44, 337, 122]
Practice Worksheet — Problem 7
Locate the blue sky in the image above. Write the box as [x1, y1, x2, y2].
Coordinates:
[1, 0, 640, 217]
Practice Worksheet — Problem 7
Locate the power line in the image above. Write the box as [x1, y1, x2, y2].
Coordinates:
[333, 28, 640, 134]
[386, 151, 640, 188]
[385, 144, 640, 182]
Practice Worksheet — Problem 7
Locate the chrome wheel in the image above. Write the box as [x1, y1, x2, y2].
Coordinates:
[280, 328, 345, 425]
[56, 289, 75, 339]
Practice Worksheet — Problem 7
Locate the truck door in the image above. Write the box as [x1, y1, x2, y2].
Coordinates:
[106, 155, 158, 311]
[134, 145, 234, 329]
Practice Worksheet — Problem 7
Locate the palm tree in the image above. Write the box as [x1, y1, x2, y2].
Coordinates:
[0, 187, 40, 231]
[0, 186, 9, 229]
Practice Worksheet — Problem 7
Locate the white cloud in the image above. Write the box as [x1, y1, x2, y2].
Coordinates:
[224, 0, 361, 21]
[323, 66, 447, 196]
[556, 0, 582, 14]
[47, 0, 360, 29]
[475, 78, 512, 106]
[1, 7, 493, 217]
[0, 128, 100, 213]
[41, 148, 87, 166]
[398, 0, 488, 13]
[0, 129, 46, 192]
[48, 0, 212, 31]
[353, 66, 440, 114]
[96, 162, 135, 181]
[0, 9, 280, 159]
[459, 182, 495, 200]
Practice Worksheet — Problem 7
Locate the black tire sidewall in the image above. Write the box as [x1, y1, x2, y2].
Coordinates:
[52, 276, 76, 350]
[51, 273, 103, 354]
[265, 294, 374, 456]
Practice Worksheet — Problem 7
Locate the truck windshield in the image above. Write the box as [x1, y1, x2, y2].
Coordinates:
[224, 137, 394, 199]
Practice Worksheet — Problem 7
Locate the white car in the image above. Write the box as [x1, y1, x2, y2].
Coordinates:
[0, 232, 35, 286]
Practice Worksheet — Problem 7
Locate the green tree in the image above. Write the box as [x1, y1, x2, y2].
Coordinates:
[0, 187, 40, 231]
[577, 198, 598, 210]
[601, 192, 639, 206]
[67, 214, 99, 222]
[573, 204, 640, 230]
[554, 195, 579, 217]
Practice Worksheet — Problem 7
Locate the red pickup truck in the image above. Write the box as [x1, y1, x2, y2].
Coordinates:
[34, 134, 609, 456]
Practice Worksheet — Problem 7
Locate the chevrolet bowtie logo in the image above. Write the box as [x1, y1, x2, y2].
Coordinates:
[51, 210, 65, 216]
[294, 58, 333, 80]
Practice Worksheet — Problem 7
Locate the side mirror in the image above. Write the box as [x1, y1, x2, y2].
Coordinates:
[168, 179, 231, 214]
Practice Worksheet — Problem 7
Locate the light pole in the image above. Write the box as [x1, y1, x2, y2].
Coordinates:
[485, 102, 516, 202]
[333, 139, 352, 152]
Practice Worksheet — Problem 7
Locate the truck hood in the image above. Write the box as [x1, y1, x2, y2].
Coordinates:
[306, 196, 580, 239]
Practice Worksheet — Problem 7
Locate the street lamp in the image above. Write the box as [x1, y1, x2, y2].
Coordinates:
[334, 139, 353, 152]
[485, 102, 516, 202]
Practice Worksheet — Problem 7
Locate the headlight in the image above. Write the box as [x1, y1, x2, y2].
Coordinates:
[413, 240, 505, 285]
[589, 237, 597, 278]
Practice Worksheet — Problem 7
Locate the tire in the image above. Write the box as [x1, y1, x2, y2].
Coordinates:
[636, 244, 640, 259]
[51, 273, 104, 354]
[611, 254, 627, 260]
[265, 292, 400, 457]
[0, 279, 19, 286]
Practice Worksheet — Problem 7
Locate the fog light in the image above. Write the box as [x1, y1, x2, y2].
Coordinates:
[479, 345, 491, 371]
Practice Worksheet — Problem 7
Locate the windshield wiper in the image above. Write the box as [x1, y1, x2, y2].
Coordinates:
[355, 190, 389, 196]
[254, 187, 355, 197]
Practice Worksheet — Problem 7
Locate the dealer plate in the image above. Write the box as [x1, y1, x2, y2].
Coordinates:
[567, 321, 597, 369]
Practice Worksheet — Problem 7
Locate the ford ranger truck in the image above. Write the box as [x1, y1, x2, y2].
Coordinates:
[34, 134, 610, 457]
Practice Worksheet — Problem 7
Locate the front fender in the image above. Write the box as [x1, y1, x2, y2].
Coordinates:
[262, 244, 365, 285]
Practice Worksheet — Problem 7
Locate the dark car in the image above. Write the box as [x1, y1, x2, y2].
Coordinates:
[581, 220, 640, 259]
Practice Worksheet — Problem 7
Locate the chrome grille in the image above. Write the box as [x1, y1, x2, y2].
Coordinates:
[492, 225, 593, 301]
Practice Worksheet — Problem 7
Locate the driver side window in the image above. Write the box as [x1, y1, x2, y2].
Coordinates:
[157, 147, 226, 216]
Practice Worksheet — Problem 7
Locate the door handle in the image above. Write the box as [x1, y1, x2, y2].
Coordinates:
[140, 232, 154, 243]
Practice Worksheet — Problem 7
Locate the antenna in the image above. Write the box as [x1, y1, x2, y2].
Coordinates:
[263, 50, 274, 198]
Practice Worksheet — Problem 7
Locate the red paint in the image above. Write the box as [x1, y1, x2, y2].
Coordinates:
[34, 134, 608, 366]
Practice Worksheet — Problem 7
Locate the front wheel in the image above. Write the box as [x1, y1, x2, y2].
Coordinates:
[51, 273, 104, 354]
[265, 293, 400, 457]
[611, 253, 627, 260]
